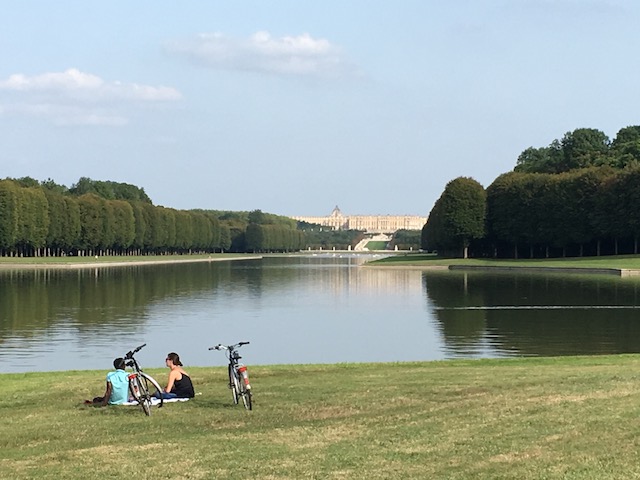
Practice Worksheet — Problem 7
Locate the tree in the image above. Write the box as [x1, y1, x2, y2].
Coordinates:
[77, 194, 105, 254]
[486, 173, 533, 258]
[611, 125, 640, 168]
[0, 180, 19, 252]
[130, 202, 148, 253]
[16, 187, 50, 256]
[110, 200, 135, 253]
[219, 224, 231, 252]
[514, 147, 555, 173]
[247, 210, 266, 225]
[424, 177, 486, 258]
[559, 128, 611, 171]
[245, 223, 264, 252]
[70, 177, 152, 203]
[514, 129, 611, 174]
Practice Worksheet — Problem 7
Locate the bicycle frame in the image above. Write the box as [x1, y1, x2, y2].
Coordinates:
[124, 343, 163, 415]
[209, 341, 252, 410]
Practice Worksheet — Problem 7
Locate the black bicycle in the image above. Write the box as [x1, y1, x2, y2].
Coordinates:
[209, 341, 252, 410]
[124, 344, 163, 416]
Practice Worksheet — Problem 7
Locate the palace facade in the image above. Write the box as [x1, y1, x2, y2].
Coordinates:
[293, 206, 427, 234]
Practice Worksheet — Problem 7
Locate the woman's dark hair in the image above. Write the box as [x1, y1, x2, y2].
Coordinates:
[113, 357, 126, 370]
[167, 352, 183, 366]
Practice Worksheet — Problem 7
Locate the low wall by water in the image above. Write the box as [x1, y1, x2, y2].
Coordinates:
[449, 265, 640, 277]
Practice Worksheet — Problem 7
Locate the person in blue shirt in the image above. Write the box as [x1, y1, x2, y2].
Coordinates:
[85, 357, 130, 406]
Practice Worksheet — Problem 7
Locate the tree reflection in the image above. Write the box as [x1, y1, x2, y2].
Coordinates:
[423, 270, 640, 357]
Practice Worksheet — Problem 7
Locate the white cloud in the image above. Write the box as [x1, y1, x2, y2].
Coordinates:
[167, 31, 357, 78]
[0, 68, 182, 101]
[0, 68, 181, 126]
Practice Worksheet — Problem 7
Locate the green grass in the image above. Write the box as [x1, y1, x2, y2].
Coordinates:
[364, 241, 388, 250]
[368, 253, 640, 270]
[0, 253, 251, 265]
[3, 356, 640, 479]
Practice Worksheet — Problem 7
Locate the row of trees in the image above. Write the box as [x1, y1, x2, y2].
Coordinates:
[235, 209, 305, 253]
[1, 175, 425, 256]
[423, 125, 640, 258]
[0, 179, 230, 256]
[0, 177, 312, 256]
[388, 229, 422, 250]
[486, 167, 640, 258]
[297, 223, 366, 251]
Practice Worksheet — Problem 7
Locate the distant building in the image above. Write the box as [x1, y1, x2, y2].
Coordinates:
[293, 206, 427, 234]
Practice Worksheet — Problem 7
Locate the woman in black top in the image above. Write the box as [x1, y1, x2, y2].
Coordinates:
[156, 352, 195, 399]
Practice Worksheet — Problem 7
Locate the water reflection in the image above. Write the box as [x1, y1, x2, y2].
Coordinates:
[424, 270, 640, 358]
[3, 257, 640, 373]
[0, 255, 437, 373]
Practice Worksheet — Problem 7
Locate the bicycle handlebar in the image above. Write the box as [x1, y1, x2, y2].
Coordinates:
[208, 341, 250, 351]
[125, 343, 147, 359]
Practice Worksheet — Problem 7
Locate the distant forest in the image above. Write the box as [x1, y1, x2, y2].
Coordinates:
[0, 176, 420, 257]
[422, 126, 640, 259]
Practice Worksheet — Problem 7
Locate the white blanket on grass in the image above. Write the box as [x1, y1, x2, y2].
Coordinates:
[122, 397, 189, 406]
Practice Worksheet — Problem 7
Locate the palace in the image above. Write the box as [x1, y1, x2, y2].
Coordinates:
[293, 206, 427, 234]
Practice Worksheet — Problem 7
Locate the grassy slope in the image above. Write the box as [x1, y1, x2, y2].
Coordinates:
[3, 357, 640, 479]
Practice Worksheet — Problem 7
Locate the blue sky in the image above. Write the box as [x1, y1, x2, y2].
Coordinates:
[1, 1, 638, 217]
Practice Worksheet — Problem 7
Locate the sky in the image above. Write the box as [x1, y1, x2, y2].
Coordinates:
[1, 1, 639, 218]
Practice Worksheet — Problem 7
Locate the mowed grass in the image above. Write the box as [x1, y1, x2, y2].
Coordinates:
[0, 253, 249, 265]
[364, 241, 388, 250]
[368, 253, 640, 270]
[3, 357, 640, 479]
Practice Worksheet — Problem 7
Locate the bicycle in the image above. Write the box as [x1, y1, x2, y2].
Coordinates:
[209, 341, 252, 410]
[124, 343, 164, 416]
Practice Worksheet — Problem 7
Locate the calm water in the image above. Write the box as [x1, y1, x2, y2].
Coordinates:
[1, 254, 640, 373]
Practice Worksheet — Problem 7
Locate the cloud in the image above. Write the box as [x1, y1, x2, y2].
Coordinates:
[167, 31, 357, 78]
[0, 68, 182, 125]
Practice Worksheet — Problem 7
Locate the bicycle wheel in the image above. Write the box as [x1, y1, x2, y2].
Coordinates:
[128, 375, 142, 402]
[139, 372, 164, 409]
[228, 364, 240, 405]
[136, 377, 151, 416]
[129, 376, 151, 415]
[240, 384, 252, 411]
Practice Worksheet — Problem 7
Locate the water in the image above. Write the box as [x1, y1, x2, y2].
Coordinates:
[1, 255, 640, 373]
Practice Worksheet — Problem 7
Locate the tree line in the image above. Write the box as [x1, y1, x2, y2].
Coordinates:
[423, 126, 640, 258]
[0, 176, 422, 257]
[0, 177, 304, 257]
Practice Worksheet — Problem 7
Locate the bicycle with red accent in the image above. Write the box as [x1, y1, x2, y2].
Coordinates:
[209, 341, 252, 410]
[124, 343, 164, 416]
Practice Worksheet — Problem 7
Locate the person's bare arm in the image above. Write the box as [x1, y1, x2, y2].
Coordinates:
[101, 381, 113, 406]
[165, 370, 179, 393]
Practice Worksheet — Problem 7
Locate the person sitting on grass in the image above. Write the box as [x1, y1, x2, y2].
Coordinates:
[155, 352, 195, 399]
[85, 357, 129, 406]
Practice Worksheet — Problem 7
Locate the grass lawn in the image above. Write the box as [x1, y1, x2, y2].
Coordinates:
[0, 253, 252, 266]
[364, 241, 388, 250]
[367, 253, 640, 270]
[3, 356, 640, 479]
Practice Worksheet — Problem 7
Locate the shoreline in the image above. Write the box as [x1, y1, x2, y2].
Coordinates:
[0, 353, 633, 376]
[0, 255, 263, 270]
[366, 263, 640, 276]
